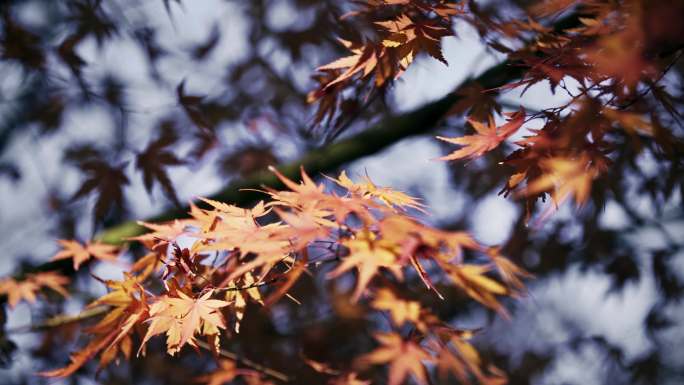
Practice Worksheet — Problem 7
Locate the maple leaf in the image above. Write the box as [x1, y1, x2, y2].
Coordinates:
[28, 271, 70, 297]
[330, 170, 424, 211]
[87, 273, 144, 310]
[377, 215, 481, 297]
[177, 80, 211, 130]
[0, 279, 40, 309]
[523, 154, 599, 208]
[371, 288, 420, 326]
[274, 208, 333, 249]
[316, 40, 382, 90]
[141, 290, 230, 355]
[136, 131, 185, 205]
[437, 109, 525, 161]
[99, 304, 147, 370]
[584, 12, 654, 88]
[51, 239, 120, 270]
[40, 279, 145, 377]
[435, 338, 480, 384]
[268, 168, 376, 224]
[377, 14, 452, 66]
[130, 219, 195, 248]
[71, 159, 129, 221]
[357, 333, 431, 385]
[379, 216, 480, 256]
[602, 107, 653, 136]
[447, 264, 508, 314]
[196, 205, 292, 282]
[449, 82, 502, 121]
[0, 271, 69, 308]
[225, 272, 264, 332]
[266, 165, 329, 208]
[41, 310, 138, 377]
[129, 251, 163, 280]
[84, 275, 150, 365]
[199, 197, 271, 226]
[327, 231, 403, 302]
[486, 247, 532, 291]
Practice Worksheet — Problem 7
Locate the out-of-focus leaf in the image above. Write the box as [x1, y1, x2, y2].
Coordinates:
[136, 131, 184, 205]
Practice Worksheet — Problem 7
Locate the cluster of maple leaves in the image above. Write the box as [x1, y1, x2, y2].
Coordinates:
[2, 167, 526, 384]
[311, 0, 681, 219]
[2, 0, 682, 384]
[308, 0, 463, 128]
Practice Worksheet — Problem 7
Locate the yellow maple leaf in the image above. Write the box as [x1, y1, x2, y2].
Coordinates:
[524, 154, 598, 207]
[331, 170, 424, 211]
[327, 231, 403, 302]
[371, 288, 420, 326]
[447, 264, 508, 314]
[141, 290, 230, 355]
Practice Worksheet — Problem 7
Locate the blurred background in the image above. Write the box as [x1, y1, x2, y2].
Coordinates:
[0, 0, 683, 384]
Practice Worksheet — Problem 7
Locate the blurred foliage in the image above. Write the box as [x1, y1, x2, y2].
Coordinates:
[0, 1, 683, 385]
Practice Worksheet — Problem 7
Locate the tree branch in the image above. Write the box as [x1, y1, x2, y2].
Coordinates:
[98, 60, 523, 244]
[4, 10, 582, 310]
[9, 59, 521, 281]
[195, 340, 290, 382]
[7, 305, 110, 333]
[7, 305, 290, 382]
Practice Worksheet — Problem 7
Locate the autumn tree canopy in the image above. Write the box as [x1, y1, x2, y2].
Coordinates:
[0, 1, 682, 384]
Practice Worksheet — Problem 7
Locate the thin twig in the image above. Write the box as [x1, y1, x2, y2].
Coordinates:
[7, 305, 290, 382]
[7, 305, 110, 333]
[324, 90, 380, 145]
[618, 49, 684, 111]
[213, 276, 284, 292]
[194, 340, 290, 382]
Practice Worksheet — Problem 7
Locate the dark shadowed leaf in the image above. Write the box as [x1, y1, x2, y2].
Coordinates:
[72, 160, 129, 222]
[136, 131, 184, 205]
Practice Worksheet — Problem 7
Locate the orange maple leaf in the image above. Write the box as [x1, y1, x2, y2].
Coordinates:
[0, 271, 69, 308]
[437, 109, 525, 161]
[51, 239, 120, 270]
[523, 154, 598, 208]
[357, 333, 431, 385]
[317, 41, 382, 89]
